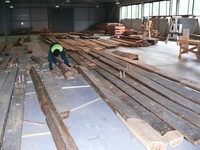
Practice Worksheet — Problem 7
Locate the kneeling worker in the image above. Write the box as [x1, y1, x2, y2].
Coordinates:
[48, 42, 71, 70]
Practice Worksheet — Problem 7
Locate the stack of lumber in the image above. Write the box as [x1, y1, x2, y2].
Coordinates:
[63, 49, 200, 150]
[106, 23, 125, 35]
[112, 50, 138, 60]
[111, 35, 158, 47]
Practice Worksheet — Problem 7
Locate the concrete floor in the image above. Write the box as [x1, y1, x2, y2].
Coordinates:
[1, 35, 200, 149]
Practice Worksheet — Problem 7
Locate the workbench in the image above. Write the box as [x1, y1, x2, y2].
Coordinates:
[178, 39, 200, 59]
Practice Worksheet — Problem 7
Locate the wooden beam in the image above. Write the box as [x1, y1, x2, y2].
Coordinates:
[0, 68, 18, 147]
[30, 66, 78, 150]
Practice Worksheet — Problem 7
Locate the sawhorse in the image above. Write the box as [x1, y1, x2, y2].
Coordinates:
[178, 39, 200, 59]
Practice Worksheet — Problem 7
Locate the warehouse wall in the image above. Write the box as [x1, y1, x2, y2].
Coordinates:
[74, 7, 107, 32]
[0, 5, 109, 34]
[31, 8, 48, 32]
[48, 8, 74, 32]
[0, 8, 10, 35]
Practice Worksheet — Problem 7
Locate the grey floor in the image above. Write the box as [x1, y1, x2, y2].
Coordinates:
[1, 35, 199, 150]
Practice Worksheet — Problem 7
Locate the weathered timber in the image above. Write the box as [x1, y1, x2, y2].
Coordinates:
[42, 72, 70, 119]
[56, 58, 76, 80]
[31, 55, 48, 67]
[91, 51, 200, 113]
[74, 50, 200, 144]
[0, 72, 8, 90]
[74, 38, 105, 51]
[0, 68, 18, 147]
[27, 42, 33, 53]
[71, 52, 172, 132]
[112, 50, 138, 60]
[122, 64, 200, 105]
[110, 38, 138, 47]
[89, 56, 200, 128]
[94, 66, 200, 144]
[99, 39, 122, 46]
[100, 50, 200, 102]
[0, 56, 12, 70]
[30, 66, 78, 150]
[4, 43, 13, 56]
[79, 66, 168, 150]
[59, 39, 78, 51]
[109, 51, 200, 91]
[2, 70, 26, 150]
[89, 39, 118, 48]
[7, 54, 20, 68]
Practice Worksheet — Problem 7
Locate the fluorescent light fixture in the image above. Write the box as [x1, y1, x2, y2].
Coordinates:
[115, 0, 120, 5]
[9, 5, 14, 8]
[5, 0, 11, 3]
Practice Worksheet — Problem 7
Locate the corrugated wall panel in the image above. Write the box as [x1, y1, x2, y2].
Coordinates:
[48, 8, 74, 32]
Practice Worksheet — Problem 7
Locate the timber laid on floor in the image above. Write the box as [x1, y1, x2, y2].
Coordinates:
[67, 49, 200, 146]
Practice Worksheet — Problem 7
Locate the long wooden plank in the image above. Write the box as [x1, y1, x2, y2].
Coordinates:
[78, 66, 168, 150]
[2, 70, 26, 150]
[75, 51, 199, 144]
[71, 52, 172, 133]
[30, 66, 78, 150]
[112, 50, 138, 60]
[0, 68, 18, 147]
[124, 64, 200, 105]
[0, 56, 12, 70]
[91, 51, 200, 113]
[99, 39, 121, 46]
[89, 56, 200, 128]
[109, 51, 200, 91]
[74, 38, 105, 51]
[111, 38, 137, 46]
[90, 39, 118, 48]
[42, 72, 70, 119]
[94, 66, 200, 144]
[0, 72, 8, 90]
[93, 50, 200, 105]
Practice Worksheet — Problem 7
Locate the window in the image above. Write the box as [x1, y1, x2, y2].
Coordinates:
[160, 1, 167, 16]
[166, 1, 170, 15]
[121, 6, 128, 19]
[144, 3, 150, 17]
[127, 5, 132, 18]
[178, 0, 193, 15]
[131, 4, 142, 18]
[153, 2, 159, 16]
[171, 0, 177, 15]
[194, 0, 200, 15]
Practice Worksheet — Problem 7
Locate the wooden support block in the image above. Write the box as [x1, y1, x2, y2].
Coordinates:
[117, 113, 168, 150]
[163, 130, 183, 147]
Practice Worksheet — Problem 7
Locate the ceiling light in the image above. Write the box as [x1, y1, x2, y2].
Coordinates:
[115, 0, 120, 5]
[55, 5, 59, 8]
[66, 0, 70, 2]
[96, 4, 99, 8]
[9, 5, 14, 8]
[5, 0, 10, 3]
